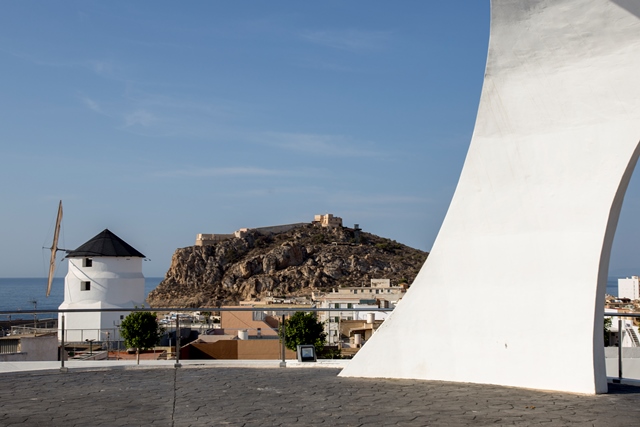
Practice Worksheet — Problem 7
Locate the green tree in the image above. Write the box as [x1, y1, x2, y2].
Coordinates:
[281, 312, 326, 354]
[120, 311, 163, 364]
[604, 317, 612, 347]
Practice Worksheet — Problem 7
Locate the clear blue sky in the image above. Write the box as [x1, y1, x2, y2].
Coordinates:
[1, 1, 639, 279]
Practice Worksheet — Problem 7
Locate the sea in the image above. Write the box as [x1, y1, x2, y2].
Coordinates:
[0, 277, 163, 320]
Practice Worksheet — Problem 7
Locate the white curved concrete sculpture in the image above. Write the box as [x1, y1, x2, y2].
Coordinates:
[340, 0, 640, 394]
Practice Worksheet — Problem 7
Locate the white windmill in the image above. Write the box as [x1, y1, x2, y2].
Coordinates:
[46, 202, 146, 342]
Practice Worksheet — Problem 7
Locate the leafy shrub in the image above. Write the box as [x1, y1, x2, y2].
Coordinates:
[281, 312, 326, 353]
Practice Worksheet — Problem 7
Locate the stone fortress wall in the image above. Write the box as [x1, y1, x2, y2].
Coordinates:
[196, 214, 343, 246]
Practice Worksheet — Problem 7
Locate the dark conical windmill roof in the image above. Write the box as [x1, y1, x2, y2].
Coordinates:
[66, 229, 145, 258]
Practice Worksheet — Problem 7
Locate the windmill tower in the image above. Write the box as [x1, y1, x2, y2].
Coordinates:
[58, 229, 145, 342]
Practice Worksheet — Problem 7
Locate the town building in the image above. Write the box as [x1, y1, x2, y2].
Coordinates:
[180, 305, 298, 360]
[605, 309, 640, 347]
[618, 276, 640, 300]
[58, 229, 146, 342]
[181, 339, 295, 360]
[313, 279, 404, 345]
[312, 213, 343, 228]
[219, 306, 281, 338]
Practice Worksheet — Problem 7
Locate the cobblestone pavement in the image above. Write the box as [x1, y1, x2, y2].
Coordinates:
[1, 366, 639, 426]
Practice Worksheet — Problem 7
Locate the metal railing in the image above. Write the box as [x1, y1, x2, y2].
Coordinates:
[3, 306, 638, 385]
[9, 326, 58, 336]
[0, 306, 392, 370]
[605, 312, 640, 383]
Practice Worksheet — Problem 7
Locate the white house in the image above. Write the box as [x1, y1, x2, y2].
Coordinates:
[58, 229, 145, 342]
[618, 277, 640, 301]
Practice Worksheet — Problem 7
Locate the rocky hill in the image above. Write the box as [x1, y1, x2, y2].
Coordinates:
[147, 224, 428, 307]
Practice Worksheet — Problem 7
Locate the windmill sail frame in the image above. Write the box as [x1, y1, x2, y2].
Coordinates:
[46, 201, 63, 297]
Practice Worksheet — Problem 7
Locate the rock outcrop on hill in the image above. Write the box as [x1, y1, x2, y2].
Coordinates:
[147, 224, 428, 307]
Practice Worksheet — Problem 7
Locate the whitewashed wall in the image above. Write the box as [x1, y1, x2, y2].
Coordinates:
[58, 257, 145, 342]
[618, 277, 640, 300]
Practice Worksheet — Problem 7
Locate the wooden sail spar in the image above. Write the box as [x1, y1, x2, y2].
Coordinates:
[46, 200, 63, 297]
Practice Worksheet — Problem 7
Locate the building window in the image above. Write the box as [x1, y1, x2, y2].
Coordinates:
[83, 258, 93, 268]
[347, 303, 353, 309]
[81, 281, 90, 291]
[347, 316, 353, 321]
[334, 303, 340, 309]
[334, 317, 340, 323]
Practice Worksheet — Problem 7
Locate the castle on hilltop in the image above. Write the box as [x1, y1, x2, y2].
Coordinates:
[195, 213, 343, 246]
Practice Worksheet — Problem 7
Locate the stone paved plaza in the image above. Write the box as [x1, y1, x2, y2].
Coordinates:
[1, 366, 640, 426]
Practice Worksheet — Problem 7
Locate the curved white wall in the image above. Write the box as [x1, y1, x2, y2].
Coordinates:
[59, 257, 145, 341]
[340, 0, 640, 394]
[61, 257, 144, 307]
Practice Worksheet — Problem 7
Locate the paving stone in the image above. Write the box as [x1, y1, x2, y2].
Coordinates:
[0, 367, 639, 426]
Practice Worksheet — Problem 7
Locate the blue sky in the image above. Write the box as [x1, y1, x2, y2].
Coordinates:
[1, 1, 639, 279]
